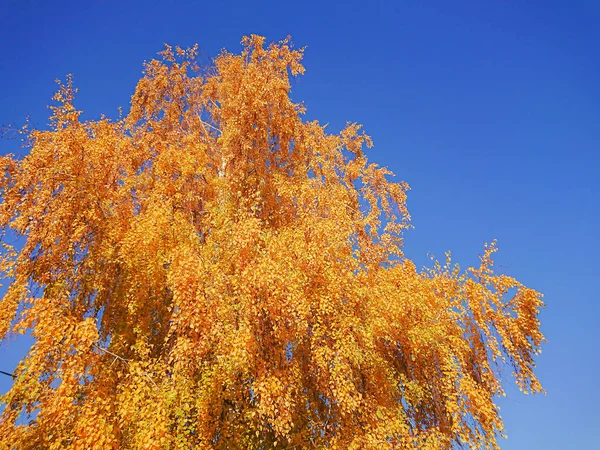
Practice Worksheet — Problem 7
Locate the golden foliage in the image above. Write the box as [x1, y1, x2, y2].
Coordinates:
[0, 36, 543, 449]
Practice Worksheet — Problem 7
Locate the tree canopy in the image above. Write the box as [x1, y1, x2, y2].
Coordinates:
[0, 35, 544, 449]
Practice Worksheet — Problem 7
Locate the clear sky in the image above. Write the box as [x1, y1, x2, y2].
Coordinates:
[1, 0, 598, 448]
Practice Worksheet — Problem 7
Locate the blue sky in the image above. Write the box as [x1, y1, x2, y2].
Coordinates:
[1, 0, 598, 447]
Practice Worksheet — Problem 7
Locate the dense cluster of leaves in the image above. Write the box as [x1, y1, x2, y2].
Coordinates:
[0, 36, 543, 449]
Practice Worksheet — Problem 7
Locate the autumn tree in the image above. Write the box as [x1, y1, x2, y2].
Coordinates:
[0, 36, 544, 449]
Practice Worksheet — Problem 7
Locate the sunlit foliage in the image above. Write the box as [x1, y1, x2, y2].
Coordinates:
[0, 36, 543, 449]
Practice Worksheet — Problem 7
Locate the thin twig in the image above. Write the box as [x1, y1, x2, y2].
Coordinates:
[143, 373, 159, 389]
[93, 344, 129, 362]
[198, 116, 222, 134]
[0, 369, 16, 379]
[93, 344, 158, 389]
